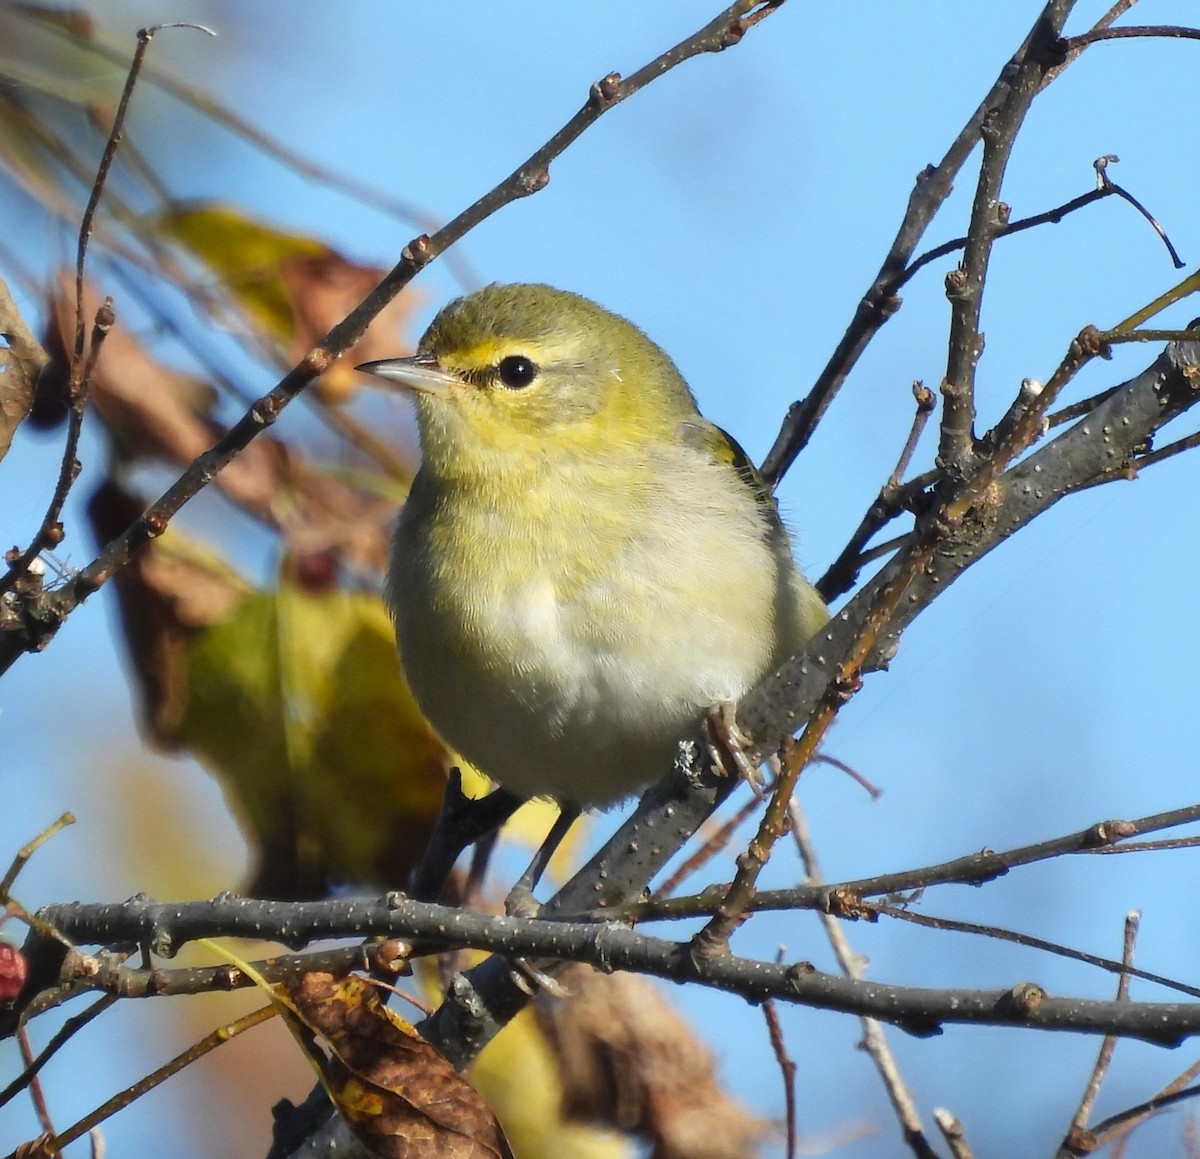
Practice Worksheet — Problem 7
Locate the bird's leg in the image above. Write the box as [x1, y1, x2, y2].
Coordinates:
[433, 825, 506, 987]
[410, 769, 523, 902]
[463, 826, 501, 910]
[704, 702, 765, 798]
[505, 802, 582, 917]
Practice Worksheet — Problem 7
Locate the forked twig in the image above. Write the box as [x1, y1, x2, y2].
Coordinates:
[789, 800, 942, 1159]
[1059, 912, 1140, 1156]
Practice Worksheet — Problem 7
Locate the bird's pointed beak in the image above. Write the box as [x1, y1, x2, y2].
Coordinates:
[356, 355, 459, 395]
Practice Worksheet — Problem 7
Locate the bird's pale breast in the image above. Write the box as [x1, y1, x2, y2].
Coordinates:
[388, 435, 817, 806]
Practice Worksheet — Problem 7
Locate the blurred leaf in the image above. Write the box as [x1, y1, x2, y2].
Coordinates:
[0, 274, 48, 459]
[276, 249, 423, 404]
[280, 971, 514, 1159]
[90, 476, 447, 898]
[156, 201, 421, 404]
[0, 6, 105, 105]
[413, 956, 629, 1159]
[64, 278, 402, 573]
[535, 965, 768, 1159]
[173, 578, 451, 897]
[158, 202, 328, 340]
[0, 5, 111, 220]
[88, 479, 251, 744]
[471, 1000, 630, 1159]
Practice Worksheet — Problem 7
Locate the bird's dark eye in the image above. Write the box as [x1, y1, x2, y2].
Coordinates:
[496, 355, 537, 389]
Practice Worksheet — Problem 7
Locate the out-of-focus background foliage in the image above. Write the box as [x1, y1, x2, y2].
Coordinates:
[2, 2, 1200, 1157]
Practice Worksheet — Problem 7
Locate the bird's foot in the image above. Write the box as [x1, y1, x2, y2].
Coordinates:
[508, 957, 571, 998]
[704, 701, 765, 798]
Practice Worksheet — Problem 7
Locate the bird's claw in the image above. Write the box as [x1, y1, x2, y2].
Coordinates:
[704, 701, 765, 798]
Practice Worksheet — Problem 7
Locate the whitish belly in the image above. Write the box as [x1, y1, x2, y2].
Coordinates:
[398, 571, 765, 807]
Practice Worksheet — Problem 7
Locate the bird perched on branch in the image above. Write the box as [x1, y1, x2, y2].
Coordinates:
[359, 283, 826, 894]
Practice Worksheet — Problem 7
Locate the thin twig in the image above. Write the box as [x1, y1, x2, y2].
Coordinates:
[1101, 328, 1200, 345]
[759, 0, 1080, 488]
[789, 801, 940, 1159]
[1077, 1081, 1200, 1153]
[651, 793, 762, 899]
[73, 24, 213, 363]
[1088, 834, 1200, 854]
[901, 155, 1181, 290]
[690, 703, 832, 956]
[1097, 0, 1138, 21]
[1043, 1, 1140, 86]
[0, 302, 114, 596]
[1065, 25, 1200, 51]
[1060, 912, 1140, 1156]
[933, 1108, 975, 1159]
[0, 17, 167, 595]
[939, 3, 1074, 474]
[817, 384, 935, 601]
[812, 753, 883, 799]
[1046, 385, 1122, 428]
[16, 1026, 55, 1136]
[1111, 270, 1200, 333]
[901, 187, 1109, 289]
[1095, 156, 1184, 268]
[38, 1004, 275, 1155]
[1118, 436, 1200, 479]
[868, 902, 1199, 1000]
[0, 995, 118, 1109]
[625, 801, 1200, 923]
[0, 813, 75, 899]
[762, 998, 798, 1159]
[1093, 1057, 1200, 1155]
[0, 25, 210, 597]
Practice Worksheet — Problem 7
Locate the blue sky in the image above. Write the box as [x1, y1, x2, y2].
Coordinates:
[3, 3, 1200, 1157]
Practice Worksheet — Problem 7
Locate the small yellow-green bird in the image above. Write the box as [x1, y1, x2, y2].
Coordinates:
[359, 283, 826, 831]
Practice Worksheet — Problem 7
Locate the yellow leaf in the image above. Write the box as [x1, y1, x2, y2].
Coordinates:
[177, 582, 451, 896]
[157, 201, 328, 338]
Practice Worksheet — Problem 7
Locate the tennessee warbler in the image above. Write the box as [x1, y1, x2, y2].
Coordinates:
[360, 283, 826, 820]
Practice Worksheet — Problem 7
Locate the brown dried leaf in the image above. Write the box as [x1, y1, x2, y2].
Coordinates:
[49, 282, 281, 512]
[536, 965, 768, 1159]
[87, 478, 249, 743]
[284, 972, 514, 1159]
[54, 280, 400, 574]
[0, 274, 49, 461]
[279, 251, 421, 405]
[156, 202, 419, 406]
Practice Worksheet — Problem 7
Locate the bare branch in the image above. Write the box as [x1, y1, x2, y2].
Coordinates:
[25, 893, 1200, 1045]
[759, 0, 1079, 487]
[762, 999, 798, 1159]
[628, 801, 1200, 923]
[939, 4, 1072, 473]
[1065, 24, 1200, 51]
[1059, 913, 1140, 1157]
[789, 801, 940, 1159]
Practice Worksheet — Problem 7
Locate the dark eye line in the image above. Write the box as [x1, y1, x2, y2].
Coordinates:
[496, 354, 538, 389]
